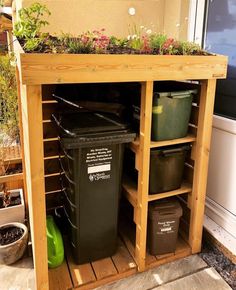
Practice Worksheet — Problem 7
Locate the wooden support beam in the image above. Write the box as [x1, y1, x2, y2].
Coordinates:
[189, 79, 217, 253]
[135, 81, 153, 271]
[20, 84, 48, 290]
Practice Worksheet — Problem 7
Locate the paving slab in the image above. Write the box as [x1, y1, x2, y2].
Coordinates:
[152, 267, 232, 290]
[0, 257, 35, 290]
[95, 255, 207, 290]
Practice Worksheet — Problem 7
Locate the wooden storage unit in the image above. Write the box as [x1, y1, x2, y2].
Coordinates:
[14, 40, 227, 290]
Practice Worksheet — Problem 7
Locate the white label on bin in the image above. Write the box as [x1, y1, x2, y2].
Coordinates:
[161, 227, 172, 232]
[88, 164, 111, 174]
[86, 147, 112, 182]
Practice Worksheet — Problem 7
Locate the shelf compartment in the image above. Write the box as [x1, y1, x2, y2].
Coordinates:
[130, 134, 196, 155]
[146, 235, 191, 269]
[119, 215, 191, 271]
[49, 237, 137, 290]
[122, 176, 192, 207]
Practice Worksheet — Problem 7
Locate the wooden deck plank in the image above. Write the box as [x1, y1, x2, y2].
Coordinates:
[91, 257, 118, 280]
[146, 236, 191, 269]
[49, 260, 73, 290]
[112, 239, 137, 273]
[65, 241, 96, 288]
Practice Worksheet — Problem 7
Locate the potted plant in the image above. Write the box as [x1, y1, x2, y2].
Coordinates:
[0, 222, 28, 264]
[0, 187, 25, 226]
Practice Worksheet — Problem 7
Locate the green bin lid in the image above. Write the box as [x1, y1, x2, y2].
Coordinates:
[154, 89, 197, 99]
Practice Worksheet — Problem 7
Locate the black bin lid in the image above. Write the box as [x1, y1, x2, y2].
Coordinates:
[53, 111, 129, 137]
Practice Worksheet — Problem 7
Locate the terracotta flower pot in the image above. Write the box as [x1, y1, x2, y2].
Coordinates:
[0, 222, 28, 265]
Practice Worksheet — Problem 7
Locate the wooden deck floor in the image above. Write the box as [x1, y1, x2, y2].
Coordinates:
[49, 237, 137, 290]
[48, 234, 191, 290]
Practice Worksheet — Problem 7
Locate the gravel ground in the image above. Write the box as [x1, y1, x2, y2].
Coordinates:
[199, 239, 236, 290]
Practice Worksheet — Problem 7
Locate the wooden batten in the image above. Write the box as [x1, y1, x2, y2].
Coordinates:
[17, 52, 227, 85]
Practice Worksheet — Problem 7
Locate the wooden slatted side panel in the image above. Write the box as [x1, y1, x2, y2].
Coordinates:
[189, 79, 217, 253]
[20, 84, 48, 290]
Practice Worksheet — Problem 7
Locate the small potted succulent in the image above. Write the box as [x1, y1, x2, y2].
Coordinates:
[0, 222, 28, 264]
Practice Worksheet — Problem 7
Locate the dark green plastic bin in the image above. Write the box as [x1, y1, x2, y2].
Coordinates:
[149, 145, 189, 194]
[151, 89, 196, 141]
[52, 111, 135, 265]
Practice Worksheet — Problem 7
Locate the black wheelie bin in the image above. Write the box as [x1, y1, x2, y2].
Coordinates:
[52, 111, 135, 264]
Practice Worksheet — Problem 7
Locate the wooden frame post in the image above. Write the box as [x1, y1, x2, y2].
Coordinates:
[20, 84, 49, 290]
[189, 79, 217, 253]
[135, 81, 153, 271]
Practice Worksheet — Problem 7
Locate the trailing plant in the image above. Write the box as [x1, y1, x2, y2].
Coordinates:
[13, 2, 51, 52]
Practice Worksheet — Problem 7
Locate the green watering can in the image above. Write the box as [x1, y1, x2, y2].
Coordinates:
[46, 215, 64, 268]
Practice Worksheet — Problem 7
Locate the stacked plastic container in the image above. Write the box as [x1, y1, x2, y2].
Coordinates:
[133, 81, 197, 254]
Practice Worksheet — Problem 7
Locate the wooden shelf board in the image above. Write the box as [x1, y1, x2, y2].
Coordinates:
[150, 134, 196, 148]
[122, 177, 192, 207]
[48, 237, 137, 290]
[148, 182, 192, 202]
[130, 134, 196, 154]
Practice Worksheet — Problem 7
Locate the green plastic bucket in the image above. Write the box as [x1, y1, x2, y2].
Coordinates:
[47, 215, 64, 268]
[151, 89, 196, 141]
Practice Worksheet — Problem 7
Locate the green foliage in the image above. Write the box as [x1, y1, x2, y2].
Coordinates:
[13, 2, 51, 51]
[0, 55, 19, 143]
[12, 3, 206, 55]
[150, 34, 167, 53]
[179, 41, 202, 55]
[109, 36, 128, 48]
[59, 33, 94, 54]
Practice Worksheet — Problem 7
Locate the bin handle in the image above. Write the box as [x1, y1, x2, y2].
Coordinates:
[63, 189, 76, 208]
[59, 151, 73, 175]
[161, 145, 190, 156]
[167, 90, 197, 99]
[62, 206, 78, 229]
[59, 140, 74, 160]
[161, 148, 183, 156]
[59, 158, 76, 185]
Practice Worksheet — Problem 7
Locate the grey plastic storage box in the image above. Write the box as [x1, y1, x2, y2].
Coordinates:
[52, 111, 135, 264]
[148, 198, 183, 255]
